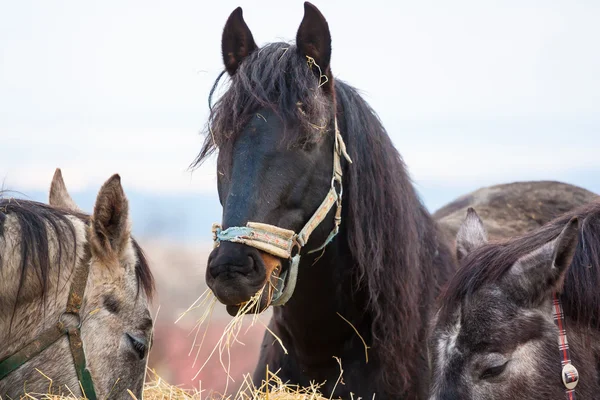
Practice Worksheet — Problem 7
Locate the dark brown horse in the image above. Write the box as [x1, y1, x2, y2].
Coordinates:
[429, 201, 600, 399]
[194, 3, 597, 398]
[195, 3, 455, 398]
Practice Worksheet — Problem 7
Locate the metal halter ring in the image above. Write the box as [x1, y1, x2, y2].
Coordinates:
[58, 312, 82, 331]
[331, 176, 343, 197]
[290, 236, 302, 257]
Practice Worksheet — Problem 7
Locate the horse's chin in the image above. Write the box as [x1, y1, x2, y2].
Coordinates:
[226, 293, 270, 316]
[225, 253, 283, 317]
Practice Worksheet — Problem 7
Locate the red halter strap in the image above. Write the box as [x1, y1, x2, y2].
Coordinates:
[552, 293, 579, 400]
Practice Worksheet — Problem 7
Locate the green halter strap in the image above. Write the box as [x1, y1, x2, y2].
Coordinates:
[0, 245, 97, 400]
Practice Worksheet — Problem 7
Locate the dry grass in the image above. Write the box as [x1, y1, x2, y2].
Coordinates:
[178, 287, 268, 390]
[18, 369, 329, 400]
[177, 283, 289, 395]
[15, 295, 336, 400]
[16, 247, 332, 400]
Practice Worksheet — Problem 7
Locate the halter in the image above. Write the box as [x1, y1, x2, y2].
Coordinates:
[0, 246, 97, 400]
[212, 117, 352, 306]
[552, 293, 579, 399]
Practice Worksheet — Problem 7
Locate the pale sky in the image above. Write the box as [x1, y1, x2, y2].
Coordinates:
[1, 1, 599, 200]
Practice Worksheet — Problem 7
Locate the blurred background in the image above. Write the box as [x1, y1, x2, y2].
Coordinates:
[1, 0, 599, 395]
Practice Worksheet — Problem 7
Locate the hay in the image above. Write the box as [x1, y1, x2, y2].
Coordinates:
[14, 287, 334, 399]
[178, 284, 288, 394]
[16, 369, 329, 400]
[188, 287, 266, 390]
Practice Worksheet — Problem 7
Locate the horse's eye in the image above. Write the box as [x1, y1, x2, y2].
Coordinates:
[480, 361, 509, 380]
[126, 333, 148, 360]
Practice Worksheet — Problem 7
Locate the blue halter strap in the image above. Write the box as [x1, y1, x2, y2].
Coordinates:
[212, 117, 352, 306]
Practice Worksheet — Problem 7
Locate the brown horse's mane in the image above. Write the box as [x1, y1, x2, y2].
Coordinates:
[192, 41, 455, 395]
[0, 197, 155, 320]
[440, 200, 600, 328]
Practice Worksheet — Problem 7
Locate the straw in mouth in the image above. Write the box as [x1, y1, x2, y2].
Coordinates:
[234, 252, 284, 311]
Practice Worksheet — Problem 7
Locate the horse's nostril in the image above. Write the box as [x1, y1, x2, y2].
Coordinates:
[248, 255, 259, 273]
[208, 261, 226, 279]
[209, 254, 256, 279]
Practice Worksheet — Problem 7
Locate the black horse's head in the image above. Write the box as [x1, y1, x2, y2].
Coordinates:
[197, 3, 341, 315]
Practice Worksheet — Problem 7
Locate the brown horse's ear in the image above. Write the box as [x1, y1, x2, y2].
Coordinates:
[507, 217, 579, 303]
[456, 208, 488, 261]
[49, 168, 81, 212]
[90, 174, 131, 258]
[222, 7, 258, 76]
[296, 2, 332, 87]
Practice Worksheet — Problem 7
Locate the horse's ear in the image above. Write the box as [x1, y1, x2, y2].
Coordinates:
[456, 208, 488, 261]
[90, 174, 131, 258]
[221, 7, 257, 76]
[49, 168, 81, 212]
[296, 2, 332, 86]
[507, 217, 579, 304]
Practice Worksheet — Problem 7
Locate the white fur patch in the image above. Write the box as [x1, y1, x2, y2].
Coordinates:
[438, 317, 461, 368]
[429, 307, 462, 398]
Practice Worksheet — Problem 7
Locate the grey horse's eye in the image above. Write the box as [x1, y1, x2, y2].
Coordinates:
[480, 361, 509, 380]
[126, 333, 148, 360]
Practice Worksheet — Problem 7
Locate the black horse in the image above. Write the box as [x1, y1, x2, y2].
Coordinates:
[195, 3, 456, 398]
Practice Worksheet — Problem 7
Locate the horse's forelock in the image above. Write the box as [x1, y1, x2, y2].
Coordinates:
[191, 42, 332, 171]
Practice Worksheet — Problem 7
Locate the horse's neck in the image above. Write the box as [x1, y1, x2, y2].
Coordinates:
[565, 323, 600, 397]
[0, 301, 66, 358]
[0, 282, 71, 361]
[0, 216, 76, 358]
[273, 217, 453, 371]
[272, 239, 368, 361]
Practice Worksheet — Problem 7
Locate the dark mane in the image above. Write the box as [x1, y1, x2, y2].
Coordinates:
[192, 41, 455, 395]
[440, 200, 600, 328]
[131, 237, 155, 300]
[0, 198, 155, 311]
[336, 81, 453, 393]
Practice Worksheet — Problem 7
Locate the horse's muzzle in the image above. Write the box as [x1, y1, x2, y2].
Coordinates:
[206, 242, 282, 315]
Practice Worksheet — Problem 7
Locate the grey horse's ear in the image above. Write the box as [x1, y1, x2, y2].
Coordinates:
[456, 207, 488, 261]
[506, 217, 579, 304]
[89, 174, 131, 257]
[49, 168, 81, 212]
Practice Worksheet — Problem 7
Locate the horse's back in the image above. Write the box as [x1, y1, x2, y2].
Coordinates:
[434, 181, 598, 241]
